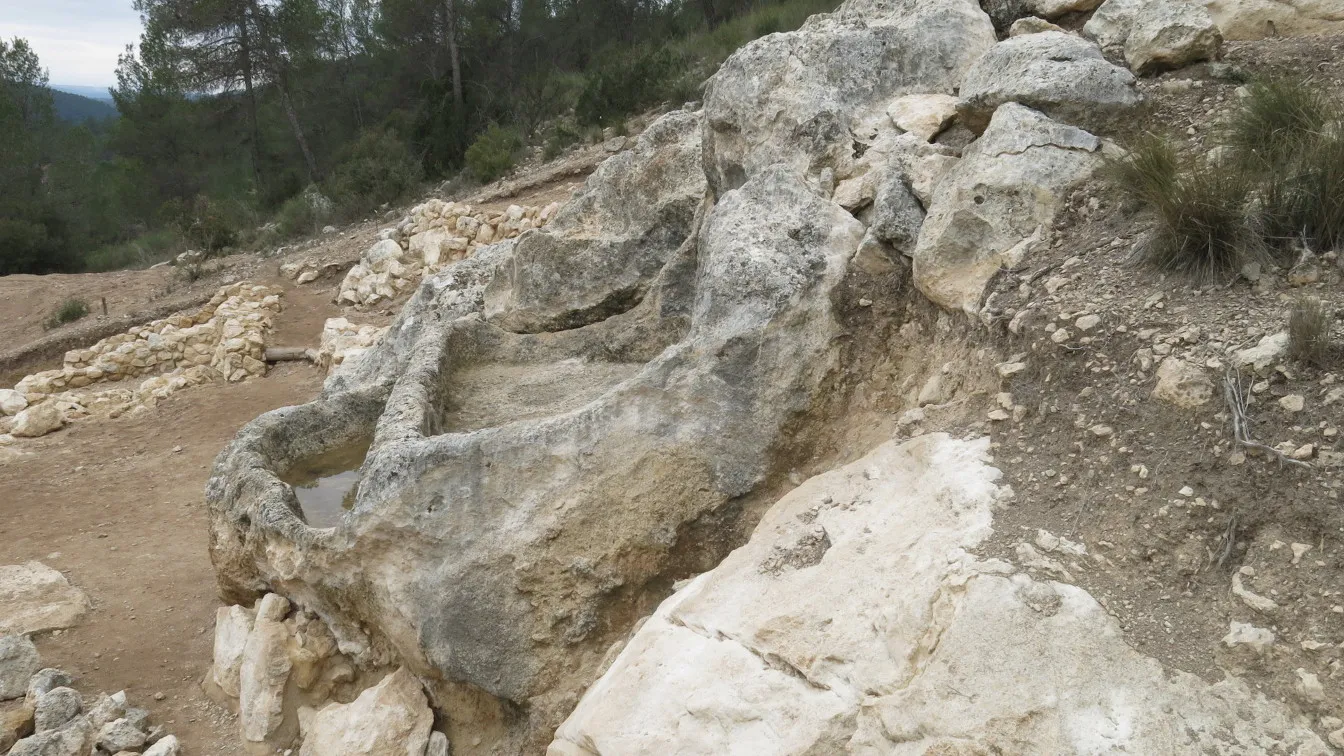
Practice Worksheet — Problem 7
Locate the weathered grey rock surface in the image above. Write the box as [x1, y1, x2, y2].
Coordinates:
[0, 636, 40, 702]
[701, 0, 994, 194]
[549, 435, 1330, 755]
[913, 104, 1103, 313]
[209, 113, 874, 748]
[1084, 0, 1222, 73]
[957, 32, 1140, 132]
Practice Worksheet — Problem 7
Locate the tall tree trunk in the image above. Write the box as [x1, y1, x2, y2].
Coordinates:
[238, 7, 264, 188]
[278, 69, 319, 181]
[444, 0, 463, 109]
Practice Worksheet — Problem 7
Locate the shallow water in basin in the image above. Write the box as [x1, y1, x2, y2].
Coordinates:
[280, 441, 369, 528]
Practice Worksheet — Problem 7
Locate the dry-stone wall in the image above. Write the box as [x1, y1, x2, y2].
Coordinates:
[329, 201, 561, 307]
[1, 282, 281, 439]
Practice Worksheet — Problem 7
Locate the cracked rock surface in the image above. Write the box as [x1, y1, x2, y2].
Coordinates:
[549, 434, 1329, 755]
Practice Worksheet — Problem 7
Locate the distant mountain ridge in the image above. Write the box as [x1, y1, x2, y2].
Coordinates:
[49, 88, 118, 123]
[52, 84, 114, 102]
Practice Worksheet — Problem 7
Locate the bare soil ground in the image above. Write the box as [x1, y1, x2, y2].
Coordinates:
[0, 363, 324, 753]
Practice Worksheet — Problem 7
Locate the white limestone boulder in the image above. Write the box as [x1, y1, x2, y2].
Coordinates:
[0, 390, 27, 417]
[9, 404, 64, 439]
[1084, 0, 1222, 73]
[238, 594, 292, 744]
[1196, 0, 1344, 39]
[211, 605, 255, 698]
[549, 434, 1329, 754]
[702, 0, 995, 194]
[0, 562, 90, 636]
[299, 667, 433, 756]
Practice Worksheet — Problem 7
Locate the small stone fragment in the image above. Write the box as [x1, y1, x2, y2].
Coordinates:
[1279, 394, 1305, 413]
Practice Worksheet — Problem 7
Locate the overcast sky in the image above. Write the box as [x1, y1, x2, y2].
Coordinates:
[0, 0, 144, 88]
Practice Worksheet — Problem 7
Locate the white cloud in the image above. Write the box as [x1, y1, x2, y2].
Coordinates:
[0, 2, 143, 87]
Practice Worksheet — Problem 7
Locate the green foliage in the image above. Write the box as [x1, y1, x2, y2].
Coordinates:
[1289, 296, 1332, 366]
[1113, 77, 1344, 279]
[45, 297, 89, 330]
[0, 0, 851, 274]
[1257, 122, 1344, 253]
[84, 229, 182, 272]
[275, 188, 334, 238]
[1110, 136, 1265, 279]
[159, 195, 240, 253]
[464, 124, 523, 183]
[542, 119, 585, 161]
[1221, 78, 1340, 171]
[576, 47, 680, 127]
[323, 127, 422, 217]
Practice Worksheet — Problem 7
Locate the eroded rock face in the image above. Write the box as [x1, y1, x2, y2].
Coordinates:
[913, 104, 1103, 313]
[1196, 0, 1344, 39]
[208, 138, 871, 747]
[549, 435, 1329, 754]
[957, 32, 1140, 132]
[483, 111, 707, 333]
[701, 0, 995, 194]
[1084, 0, 1223, 73]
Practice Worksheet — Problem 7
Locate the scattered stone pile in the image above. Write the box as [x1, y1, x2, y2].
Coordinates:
[316, 318, 388, 374]
[0, 635, 180, 756]
[0, 282, 281, 440]
[208, 593, 441, 754]
[331, 200, 560, 307]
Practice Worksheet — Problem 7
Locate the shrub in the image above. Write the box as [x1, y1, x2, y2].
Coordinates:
[1110, 136, 1265, 279]
[275, 186, 335, 239]
[1289, 296, 1332, 366]
[84, 229, 182, 272]
[323, 128, 423, 218]
[576, 47, 679, 127]
[1259, 128, 1344, 252]
[464, 124, 523, 183]
[1221, 77, 1340, 172]
[159, 195, 239, 253]
[543, 120, 584, 161]
[45, 297, 89, 330]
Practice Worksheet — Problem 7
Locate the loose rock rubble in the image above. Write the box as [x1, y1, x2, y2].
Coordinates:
[326, 200, 560, 307]
[316, 318, 389, 374]
[207, 593, 369, 753]
[1, 636, 180, 756]
[3, 282, 281, 439]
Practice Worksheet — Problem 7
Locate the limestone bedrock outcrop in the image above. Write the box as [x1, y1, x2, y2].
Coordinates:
[701, 0, 995, 195]
[1084, 0, 1223, 74]
[913, 103, 1103, 313]
[299, 667, 433, 756]
[208, 102, 876, 747]
[1196, 0, 1344, 39]
[957, 32, 1140, 132]
[207, 0, 1162, 748]
[549, 434, 1330, 755]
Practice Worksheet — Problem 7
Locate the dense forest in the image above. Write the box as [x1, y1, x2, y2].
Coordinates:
[0, 0, 838, 276]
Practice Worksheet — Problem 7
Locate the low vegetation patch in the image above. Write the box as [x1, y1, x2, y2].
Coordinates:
[1289, 296, 1333, 366]
[1112, 76, 1344, 279]
[45, 297, 89, 330]
[465, 124, 524, 184]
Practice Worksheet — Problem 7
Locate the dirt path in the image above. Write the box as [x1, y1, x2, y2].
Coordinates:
[0, 361, 324, 753]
